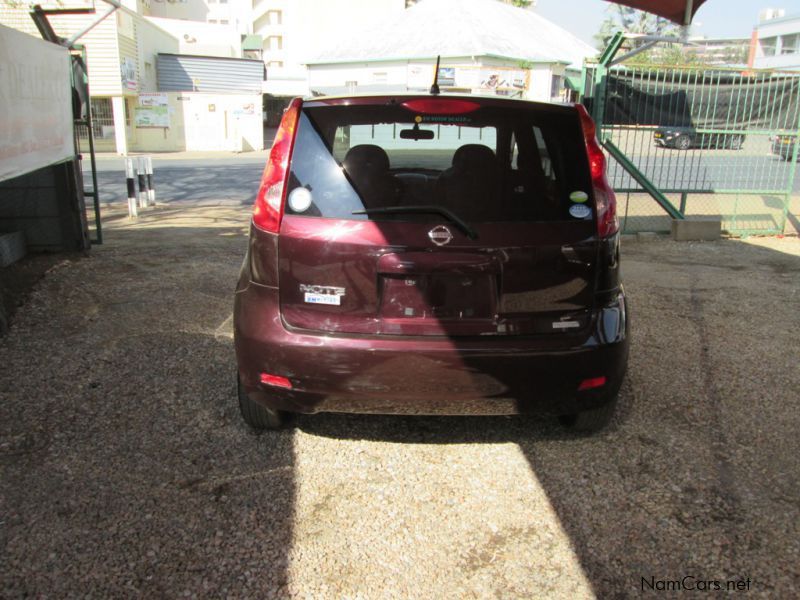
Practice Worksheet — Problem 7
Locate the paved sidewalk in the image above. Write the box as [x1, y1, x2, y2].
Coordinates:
[92, 150, 269, 162]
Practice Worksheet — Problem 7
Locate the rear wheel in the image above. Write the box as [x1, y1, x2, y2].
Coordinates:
[558, 395, 618, 433]
[675, 135, 691, 150]
[237, 375, 284, 430]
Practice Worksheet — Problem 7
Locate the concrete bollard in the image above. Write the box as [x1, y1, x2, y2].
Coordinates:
[125, 157, 138, 218]
[137, 156, 149, 208]
[145, 156, 155, 205]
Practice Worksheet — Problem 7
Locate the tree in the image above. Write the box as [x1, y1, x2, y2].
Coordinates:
[595, 5, 678, 51]
[503, 0, 535, 7]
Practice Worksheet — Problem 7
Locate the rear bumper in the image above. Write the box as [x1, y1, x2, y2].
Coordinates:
[234, 284, 629, 416]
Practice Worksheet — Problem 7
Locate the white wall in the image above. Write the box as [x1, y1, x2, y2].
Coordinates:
[147, 0, 210, 22]
[307, 57, 558, 101]
[130, 92, 263, 152]
[146, 16, 241, 57]
[307, 61, 412, 92]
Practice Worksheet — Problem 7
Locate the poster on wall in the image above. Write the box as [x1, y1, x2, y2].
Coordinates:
[233, 103, 255, 116]
[120, 57, 137, 91]
[134, 106, 170, 128]
[477, 69, 527, 92]
[407, 64, 528, 92]
[139, 93, 168, 107]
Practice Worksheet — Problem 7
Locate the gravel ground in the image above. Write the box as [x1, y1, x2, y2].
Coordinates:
[1, 206, 799, 597]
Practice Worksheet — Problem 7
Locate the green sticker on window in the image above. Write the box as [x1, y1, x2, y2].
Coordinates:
[570, 191, 589, 203]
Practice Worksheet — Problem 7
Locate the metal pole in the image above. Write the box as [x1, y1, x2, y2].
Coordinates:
[125, 157, 137, 218]
[84, 47, 102, 244]
[63, 0, 122, 48]
[137, 156, 148, 208]
[145, 156, 155, 205]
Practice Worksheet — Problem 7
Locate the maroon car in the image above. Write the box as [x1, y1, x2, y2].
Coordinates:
[234, 94, 628, 432]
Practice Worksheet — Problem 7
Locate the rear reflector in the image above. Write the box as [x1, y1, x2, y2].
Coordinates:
[578, 376, 607, 391]
[253, 97, 302, 233]
[576, 104, 618, 238]
[401, 99, 480, 115]
[260, 373, 293, 389]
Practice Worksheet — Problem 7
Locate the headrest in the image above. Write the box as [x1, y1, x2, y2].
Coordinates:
[343, 144, 390, 173]
[452, 144, 496, 171]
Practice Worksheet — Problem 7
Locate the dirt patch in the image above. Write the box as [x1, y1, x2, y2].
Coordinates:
[0, 253, 85, 335]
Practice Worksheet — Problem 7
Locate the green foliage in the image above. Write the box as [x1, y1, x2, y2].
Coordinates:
[501, 0, 534, 7]
[595, 5, 678, 51]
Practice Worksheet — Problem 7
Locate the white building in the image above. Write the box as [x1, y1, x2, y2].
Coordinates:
[253, 0, 407, 97]
[750, 9, 800, 71]
[303, 0, 597, 102]
[0, 1, 263, 154]
[0, 1, 179, 153]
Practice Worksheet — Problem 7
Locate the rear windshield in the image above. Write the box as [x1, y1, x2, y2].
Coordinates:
[285, 101, 593, 223]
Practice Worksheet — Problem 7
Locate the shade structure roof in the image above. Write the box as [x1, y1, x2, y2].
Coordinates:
[304, 0, 597, 69]
[605, 0, 709, 25]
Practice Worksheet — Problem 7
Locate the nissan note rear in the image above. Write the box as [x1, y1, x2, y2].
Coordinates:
[234, 94, 629, 432]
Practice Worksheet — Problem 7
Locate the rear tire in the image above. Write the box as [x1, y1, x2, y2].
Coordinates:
[237, 375, 284, 430]
[675, 136, 691, 150]
[559, 395, 618, 433]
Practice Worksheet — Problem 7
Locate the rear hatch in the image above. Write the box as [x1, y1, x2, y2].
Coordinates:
[278, 96, 601, 337]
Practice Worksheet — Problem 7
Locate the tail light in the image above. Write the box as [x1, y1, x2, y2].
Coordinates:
[578, 376, 607, 391]
[401, 99, 480, 114]
[253, 97, 302, 232]
[576, 104, 618, 238]
[260, 372, 293, 389]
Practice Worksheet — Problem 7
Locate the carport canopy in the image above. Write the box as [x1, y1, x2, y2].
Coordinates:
[604, 0, 708, 25]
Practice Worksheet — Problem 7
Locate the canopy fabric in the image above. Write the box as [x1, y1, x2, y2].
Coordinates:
[605, 0, 709, 25]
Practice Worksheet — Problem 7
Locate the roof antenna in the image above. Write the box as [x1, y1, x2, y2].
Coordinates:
[429, 55, 441, 95]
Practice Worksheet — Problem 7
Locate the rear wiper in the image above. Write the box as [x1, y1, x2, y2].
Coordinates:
[352, 205, 478, 240]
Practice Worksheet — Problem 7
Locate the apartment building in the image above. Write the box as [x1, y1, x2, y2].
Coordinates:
[750, 9, 800, 71]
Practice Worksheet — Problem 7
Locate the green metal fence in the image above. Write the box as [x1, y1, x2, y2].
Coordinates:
[582, 54, 800, 236]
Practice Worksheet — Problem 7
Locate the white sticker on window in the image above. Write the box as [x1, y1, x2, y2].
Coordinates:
[288, 187, 313, 213]
[569, 204, 592, 219]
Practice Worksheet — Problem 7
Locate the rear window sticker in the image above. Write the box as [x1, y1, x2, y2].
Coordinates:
[569, 191, 589, 203]
[288, 187, 313, 213]
[417, 114, 473, 124]
[569, 204, 592, 219]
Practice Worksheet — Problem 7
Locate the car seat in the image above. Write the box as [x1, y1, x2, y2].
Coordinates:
[342, 144, 402, 208]
[435, 144, 498, 221]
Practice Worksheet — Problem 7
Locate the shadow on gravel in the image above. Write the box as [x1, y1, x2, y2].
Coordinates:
[0, 219, 297, 596]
